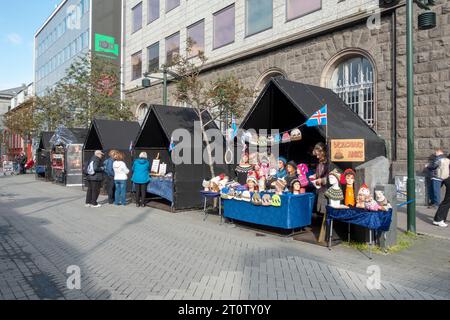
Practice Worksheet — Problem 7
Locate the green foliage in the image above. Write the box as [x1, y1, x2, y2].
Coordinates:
[343, 231, 420, 255]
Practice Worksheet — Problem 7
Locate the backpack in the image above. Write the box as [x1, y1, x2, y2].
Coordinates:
[86, 161, 95, 176]
[437, 158, 450, 180]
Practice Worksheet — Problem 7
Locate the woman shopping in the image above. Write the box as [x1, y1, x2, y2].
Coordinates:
[132, 152, 151, 207]
[113, 151, 130, 206]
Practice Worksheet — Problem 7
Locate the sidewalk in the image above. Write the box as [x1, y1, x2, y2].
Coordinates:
[397, 206, 450, 240]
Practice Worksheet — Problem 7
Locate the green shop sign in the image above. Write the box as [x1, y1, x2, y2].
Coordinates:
[95, 33, 119, 58]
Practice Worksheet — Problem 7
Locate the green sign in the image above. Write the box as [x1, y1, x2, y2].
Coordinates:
[95, 33, 119, 57]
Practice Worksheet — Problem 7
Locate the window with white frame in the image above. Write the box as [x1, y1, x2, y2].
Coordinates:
[328, 56, 375, 127]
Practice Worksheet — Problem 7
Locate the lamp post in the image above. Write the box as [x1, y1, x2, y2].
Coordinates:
[406, 0, 436, 233]
[142, 65, 179, 106]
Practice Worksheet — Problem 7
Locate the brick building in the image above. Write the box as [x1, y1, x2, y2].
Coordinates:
[123, 0, 450, 175]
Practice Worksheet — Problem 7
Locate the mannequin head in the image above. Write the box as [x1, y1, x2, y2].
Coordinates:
[286, 161, 297, 175]
[291, 180, 302, 194]
[278, 157, 287, 170]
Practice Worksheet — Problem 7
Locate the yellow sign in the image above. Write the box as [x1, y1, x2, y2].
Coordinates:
[331, 139, 365, 162]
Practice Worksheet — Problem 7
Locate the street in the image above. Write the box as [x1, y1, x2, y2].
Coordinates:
[0, 175, 449, 300]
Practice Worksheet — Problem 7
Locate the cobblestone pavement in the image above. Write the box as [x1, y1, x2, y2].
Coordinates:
[0, 175, 449, 300]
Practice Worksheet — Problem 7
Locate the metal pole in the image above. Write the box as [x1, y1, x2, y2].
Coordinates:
[406, 0, 416, 234]
[163, 68, 168, 106]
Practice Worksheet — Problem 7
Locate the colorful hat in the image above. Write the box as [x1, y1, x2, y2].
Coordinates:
[282, 132, 291, 143]
[274, 179, 287, 190]
[286, 161, 297, 171]
[258, 136, 267, 147]
[278, 157, 287, 165]
[242, 191, 252, 202]
[251, 193, 262, 206]
[274, 134, 281, 144]
[271, 194, 282, 207]
[328, 168, 342, 182]
[341, 168, 356, 185]
[246, 176, 258, 186]
[262, 194, 272, 206]
[358, 184, 370, 196]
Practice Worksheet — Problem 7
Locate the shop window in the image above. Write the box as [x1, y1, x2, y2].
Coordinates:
[286, 0, 321, 21]
[132, 2, 143, 33]
[131, 51, 143, 81]
[327, 56, 375, 127]
[187, 20, 205, 58]
[213, 4, 235, 50]
[246, 0, 273, 37]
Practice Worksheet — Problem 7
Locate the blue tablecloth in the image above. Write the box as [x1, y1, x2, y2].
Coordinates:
[147, 177, 174, 203]
[223, 193, 315, 230]
[35, 166, 46, 174]
[326, 207, 393, 232]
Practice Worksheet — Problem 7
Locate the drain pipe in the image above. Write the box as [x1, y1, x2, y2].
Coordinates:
[391, 9, 398, 162]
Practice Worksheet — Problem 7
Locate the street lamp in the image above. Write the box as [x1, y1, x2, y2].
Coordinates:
[406, 0, 436, 233]
[142, 65, 180, 106]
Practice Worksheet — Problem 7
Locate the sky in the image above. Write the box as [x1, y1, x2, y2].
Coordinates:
[0, 0, 61, 90]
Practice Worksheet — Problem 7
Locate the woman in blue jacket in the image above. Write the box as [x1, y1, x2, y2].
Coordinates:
[132, 152, 151, 207]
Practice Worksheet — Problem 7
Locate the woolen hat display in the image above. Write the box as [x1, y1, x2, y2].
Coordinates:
[262, 194, 272, 206]
[271, 194, 282, 207]
[278, 157, 287, 165]
[286, 161, 297, 170]
[246, 176, 258, 186]
[328, 168, 342, 181]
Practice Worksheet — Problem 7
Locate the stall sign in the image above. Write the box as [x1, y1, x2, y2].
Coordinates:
[331, 139, 365, 162]
[159, 163, 167, 176]
[51, 154, 65, 170]
[151, 159, 160, 174]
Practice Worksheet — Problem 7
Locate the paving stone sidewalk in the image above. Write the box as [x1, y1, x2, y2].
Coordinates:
[0, 175, 449, 300]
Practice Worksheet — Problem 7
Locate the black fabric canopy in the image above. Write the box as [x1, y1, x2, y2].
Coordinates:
[135, 105, 230, 210]
[240, 78, 386, 167]
[84, 119, 141, 152]
[38, 132, 54, 151]
[50, 127, 88, 147]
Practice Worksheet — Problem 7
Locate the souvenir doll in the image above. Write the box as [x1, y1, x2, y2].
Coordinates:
[342, 169, 356, 207]
[309, 143, 329, 215]
[356, 184, 370, 209]
[297, 164, 310, 193]
[235, 152, 253, 185]
[284, 161, 298, 187]
[276, 157, 287, 179]
[247, 176, 258, 193]
[365, 192, 385, 211]
[325, 169, 344, 208]
[274, 179, 287, 195]
[290, 129, 302, 142]
[290, 179, 303, 195]
[375, 190, 392, 210]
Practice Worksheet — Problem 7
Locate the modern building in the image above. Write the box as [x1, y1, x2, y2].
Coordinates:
[0, 86, 27, 161]
[123, 0, 450, 175]
[34, 0, 122, 96]
[2, 84, 35, 161]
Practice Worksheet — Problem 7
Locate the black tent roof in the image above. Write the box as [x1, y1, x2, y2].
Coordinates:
[38, 132, 55, 151]
[240, 78, 386, 162]
[84, 119, 141, 151]
[50, 127, 88, 147]
[70, 128, 88, 144]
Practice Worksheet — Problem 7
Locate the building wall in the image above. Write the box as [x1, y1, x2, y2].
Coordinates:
[126, 0, 450, 175]
[124, 0, 379, 90]
[35, 0, 91, 96]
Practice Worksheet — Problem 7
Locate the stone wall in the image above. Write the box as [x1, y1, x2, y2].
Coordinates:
[126, 1, 450, 176]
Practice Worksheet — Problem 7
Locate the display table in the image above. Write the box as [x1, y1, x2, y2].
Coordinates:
[200, 191, 222, 223]
[147, 177, 174, 204]
[326, 206, 393, 258]
[223, 193, 315, 230]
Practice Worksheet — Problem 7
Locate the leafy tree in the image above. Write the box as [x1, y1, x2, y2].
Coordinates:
[171, 43, 253, 177]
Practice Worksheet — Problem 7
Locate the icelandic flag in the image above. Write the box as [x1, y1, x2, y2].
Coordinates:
[306, 105, 328, 127]
[169, 136, 175, 152]
[231, 115, 238, 140]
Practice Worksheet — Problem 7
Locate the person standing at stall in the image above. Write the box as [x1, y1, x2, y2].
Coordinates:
[113, 151, 130, 206]
[433, 153, 450, 228]
[85, 150, 105, 208]
[310, 142, 329, 215]
[425, 149, 447, 208]
[131, 152, 151, 207]
[103, 150, 118, 205]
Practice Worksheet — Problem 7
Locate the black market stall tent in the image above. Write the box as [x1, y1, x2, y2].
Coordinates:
[35, 131, 54, 181]
[50, 127, 88, 187]
[240, 78, 387, 170]
[134, 105, 231, 211]
[83, 119, 141, 188]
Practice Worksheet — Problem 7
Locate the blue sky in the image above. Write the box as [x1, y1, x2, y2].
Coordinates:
[0, 0, 61, 90]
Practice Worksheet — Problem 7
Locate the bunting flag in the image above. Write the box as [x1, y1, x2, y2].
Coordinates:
[129, 141, 133, 152]
[306, 105, 328, 127]
[231, 115, 238, 140]
[169, 136, 175, 153]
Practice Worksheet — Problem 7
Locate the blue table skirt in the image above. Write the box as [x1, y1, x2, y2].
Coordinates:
[223, 193, 315, 230]
[326, 207, 393, 232]
[35, 166, 46, 174]
[147, 177, 174, 203]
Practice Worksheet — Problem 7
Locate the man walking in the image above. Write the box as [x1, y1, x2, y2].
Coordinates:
[426, 149, 447, 208]
[85, 150, 105, 208]
[433, 153, 450, 228]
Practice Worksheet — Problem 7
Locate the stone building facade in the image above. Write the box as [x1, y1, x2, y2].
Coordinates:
[124, 0, 450, 175]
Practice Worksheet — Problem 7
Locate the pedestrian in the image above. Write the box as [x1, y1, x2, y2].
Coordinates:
[19, 153, 27, 174]
[113, 151, 130, 206]
[131, 152, 151, 207]
[425, 148, 447, 208]
[103, 150, 117, 205]
[433, 153, 450, 228]
[85, 150, 105, 208]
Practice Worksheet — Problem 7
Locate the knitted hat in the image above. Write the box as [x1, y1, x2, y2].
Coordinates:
[278, 157, 287, 165]
[286, 161, 297, 171]
[246, 176, 258, 186]
[341, 168, 356, 185]
[328, 168, 342, 181]
[274, 179, 287, 190]
[358, 184, 370, 196]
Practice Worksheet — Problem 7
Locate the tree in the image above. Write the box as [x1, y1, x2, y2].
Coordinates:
[171, 43, 253, 177]
[34, 86, 73, 132]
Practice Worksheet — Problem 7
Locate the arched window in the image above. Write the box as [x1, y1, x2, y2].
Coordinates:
[136, 103, 149, 124]
[255, 68, 287, 97]
[325, 54, 375, 127]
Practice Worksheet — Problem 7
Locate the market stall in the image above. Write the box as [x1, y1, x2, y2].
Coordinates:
[83, 119, 141, 190]
[49, 127, 87, 187]
[35, 131, 54, 181]
[134, 105, 230, 211]
[220, 78, 388, 237]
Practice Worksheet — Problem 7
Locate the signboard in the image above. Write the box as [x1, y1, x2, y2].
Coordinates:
[151, 159, 160, 174]
[395, 175, 427, 206]
[331, 139, 365, 162]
